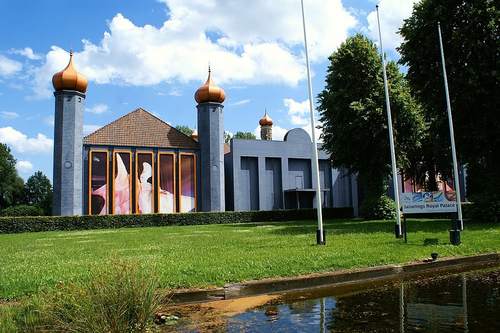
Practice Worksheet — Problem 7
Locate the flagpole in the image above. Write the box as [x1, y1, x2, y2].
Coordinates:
[438, 22, 463, 230]
[376, 5, 402, 238]
[301, 0, 325, 245]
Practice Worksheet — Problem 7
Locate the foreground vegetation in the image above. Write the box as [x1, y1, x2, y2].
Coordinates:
[1, 218, 499, 301]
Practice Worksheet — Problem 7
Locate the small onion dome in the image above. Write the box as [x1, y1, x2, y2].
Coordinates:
[259, 111, 273, 126]
[191, 129, 198, 141]
[52, 50, 88, 93]
[194, 67, 225, 104]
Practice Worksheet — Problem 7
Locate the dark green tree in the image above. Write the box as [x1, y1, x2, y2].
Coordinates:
[224, 131, 232, 144]
[318, 34, 426, 219]
[234, 131, 256, 140]
[0, 143, 24, 209]
[175, 125, 193, 136]
[24, 171, 53, 215]
[399, 0, 499, 200]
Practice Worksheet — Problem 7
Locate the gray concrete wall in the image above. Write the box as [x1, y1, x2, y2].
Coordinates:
[53, 90, 85, 216]
[197, 102, 225, 211]
[226, 128, 357, 212]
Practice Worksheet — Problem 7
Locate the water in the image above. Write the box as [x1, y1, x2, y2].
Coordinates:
[227, 268, 500, 332]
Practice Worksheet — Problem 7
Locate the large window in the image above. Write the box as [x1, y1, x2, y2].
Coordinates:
[158, 153, 176, 213]
[136, 151, 154, 214]
[113, 151, 132, 214]
[179, 153, 196, 212]
[89, 150, 109, 215]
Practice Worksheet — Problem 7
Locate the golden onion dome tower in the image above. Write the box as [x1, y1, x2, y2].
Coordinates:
[194, 67, 225, 104]
[52, 51, 88, 93]
[259, 110, 273, 141]
[259, 110, 273, 126]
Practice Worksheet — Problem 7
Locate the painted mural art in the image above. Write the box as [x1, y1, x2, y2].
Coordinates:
[159, 154, 175, 213]
[137, 153, 154, 214]
[113, 152, 131, 214]
[90, 151, 108, 215]
[180, 154, 196, 212]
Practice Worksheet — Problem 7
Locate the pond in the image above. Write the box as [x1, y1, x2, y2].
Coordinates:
[227, 268, 500, 332]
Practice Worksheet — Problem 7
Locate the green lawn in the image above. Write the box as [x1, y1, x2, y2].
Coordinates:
[1, 219, 499, 300]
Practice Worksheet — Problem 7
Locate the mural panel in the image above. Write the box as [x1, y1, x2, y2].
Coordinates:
[158, 153, 175, 213]
[180, 154, 196, 212]
[136, 152, 154, 214]
[113, 151, 132, 214]
[89, 151, 108, 215]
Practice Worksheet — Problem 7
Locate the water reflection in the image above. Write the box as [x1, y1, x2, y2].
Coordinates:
[228, 269, 500, 332]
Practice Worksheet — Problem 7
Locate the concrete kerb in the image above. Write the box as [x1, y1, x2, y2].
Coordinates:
[169, 253, 500, 304]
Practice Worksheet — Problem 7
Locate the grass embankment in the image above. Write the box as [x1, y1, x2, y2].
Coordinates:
[1, 218, 499, 301]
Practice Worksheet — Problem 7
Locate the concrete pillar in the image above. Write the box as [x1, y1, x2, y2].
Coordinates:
[197, 102, 225, 211]
[52, 90, 85, 216]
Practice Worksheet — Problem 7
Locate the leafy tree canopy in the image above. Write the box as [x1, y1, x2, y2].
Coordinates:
[0, 143, 24, 209]
[234, 131, 256, 140]
[399, 0, 499, 197]
[24, 171, 52, 215]
[175, 125, 193, 136]
[318, 34, 426, 215]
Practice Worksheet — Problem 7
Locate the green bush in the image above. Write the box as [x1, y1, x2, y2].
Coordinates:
[12, 261, 160, 333]
[467, 194, 500, 223]
[360, 195, 396, 220]
[0, 207, 353, 234]
[1, 205, 43, 217]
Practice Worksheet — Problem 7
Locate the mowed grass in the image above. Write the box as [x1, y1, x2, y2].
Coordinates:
[1, 219, 499, 300]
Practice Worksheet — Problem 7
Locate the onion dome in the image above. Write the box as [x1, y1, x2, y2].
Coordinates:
[52, 50, 88, 93]
[194, 67, 225, 104]
[259, 110, 273, 126]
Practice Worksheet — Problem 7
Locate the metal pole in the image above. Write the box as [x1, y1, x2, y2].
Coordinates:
[376, 5, 402, 238]
[301, 0, 325, 245]
[438, 22, 464, 230]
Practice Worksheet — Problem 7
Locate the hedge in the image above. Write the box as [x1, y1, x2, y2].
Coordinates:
[0, 207, 353, 234]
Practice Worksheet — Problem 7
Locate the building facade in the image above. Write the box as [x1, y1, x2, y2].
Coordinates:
[51, 53, 357, 216]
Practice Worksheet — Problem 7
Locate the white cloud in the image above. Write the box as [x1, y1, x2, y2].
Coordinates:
[0, 111, 19, 119]
[11, 47, 42, 60]
[0, 55, 22, 76]
[31, 0, 357, 98]
[366, 0, 417, 52]
[86, 103, 109, 114]
[0, 127, 53, 153]
[230, 99, 251, 106]
[16, 160, 33, 174]
[283, 98, 322, 141]
[284, 98, 310, 126]
[83, 124, 102, 135]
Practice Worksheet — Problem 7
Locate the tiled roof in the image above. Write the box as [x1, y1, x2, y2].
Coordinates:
[83, 108, 198, 149]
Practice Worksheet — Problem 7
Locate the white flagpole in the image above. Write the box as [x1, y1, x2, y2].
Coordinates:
[376, 5, 402, 238]
[301, 0, 325, 245]
[438, 22, 463, 230]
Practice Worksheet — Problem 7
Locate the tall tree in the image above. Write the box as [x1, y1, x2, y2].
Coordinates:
[399, 0, 499, 199]
[318, 34, 426, 218]
[24, 171, 53, 215]
[0, 143, 24, 209]
[175, 125, 193, 137]
[233, 131, 256, 140]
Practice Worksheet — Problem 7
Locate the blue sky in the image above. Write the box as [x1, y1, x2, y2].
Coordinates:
[0, 0, 416, 180]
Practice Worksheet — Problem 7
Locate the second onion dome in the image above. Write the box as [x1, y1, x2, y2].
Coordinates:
[259, 110, 273, 126]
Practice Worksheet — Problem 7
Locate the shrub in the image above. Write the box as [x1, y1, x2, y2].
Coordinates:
[0, 207, 353, 234]
[360, 195, 396, 220]
[14, 261, 160, 333]
[1, 205, 43, 217]
[467, 194, 500, 223]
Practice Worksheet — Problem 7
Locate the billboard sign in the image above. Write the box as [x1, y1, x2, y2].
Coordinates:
[401, 191, 457, 214]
